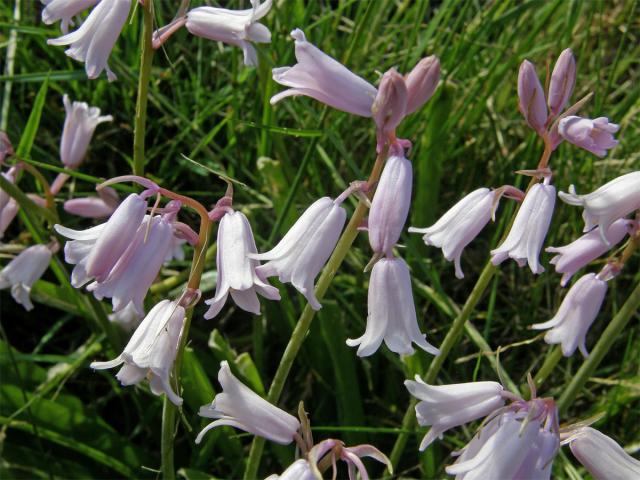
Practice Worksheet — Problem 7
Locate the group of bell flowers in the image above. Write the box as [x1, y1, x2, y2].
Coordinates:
[1, 0, 639, 478]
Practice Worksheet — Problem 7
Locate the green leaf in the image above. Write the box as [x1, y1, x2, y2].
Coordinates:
[16, 77, 49, 158]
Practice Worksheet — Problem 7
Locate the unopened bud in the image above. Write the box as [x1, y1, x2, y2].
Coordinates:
[548, 48, 576, 116]
[404, 55, 440, 115]
[372, 68, 408, 138]
[517, 60, 548, 134]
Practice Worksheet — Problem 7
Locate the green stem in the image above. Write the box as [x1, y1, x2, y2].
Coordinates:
[557, 282, 640, 415]
[132, 0, 154, 177]
[527, 346, 562, 397]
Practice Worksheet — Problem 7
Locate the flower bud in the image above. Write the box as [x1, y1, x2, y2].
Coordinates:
[518, 60, 548, 134]
[569, 427, 640, 480]
[372, 68, 408, 139]
[548, 48, 576, 116]
[404, 55, 440, 115]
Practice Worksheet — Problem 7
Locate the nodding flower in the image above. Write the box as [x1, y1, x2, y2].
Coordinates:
[558, 116, 619, 157]
[41, 0, 99, 34]
[0, 244, 54, 311]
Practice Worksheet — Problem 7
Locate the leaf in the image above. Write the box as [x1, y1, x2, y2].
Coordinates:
[16, 77, 49, 158]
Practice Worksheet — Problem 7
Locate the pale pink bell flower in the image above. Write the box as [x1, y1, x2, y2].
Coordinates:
[41, 0, 98, 34]
[48, 0, 132, 81]
[59, 94, 112, 169]
[0, 244, 53, 311]
[559, 171, 640, 245]
[404, 377, 505, 451]
[491, 181, 556, 274]
[203, 210, 280, 319]
[548, 48, 576, 116]
[184, 0, 272, 67]
[369, 154, 412, 257]
[196, 360, 300, 445]
[347, 256, 440, 357]
[265, 459, 315, 480]
[568, 427, 640, 480]
[518, 59, 548, 135]
[250, 197, 346, 310]
[558, 116, 619, 157]
[91, 299, 185, 406]
[532, 272, 608, 357]
[0, 198, 18, 239]
[404, 55, 440, 116]
[546, 218, 634, 286]
[410, 187, 520, 279]
[271, 29, 378, 117]
[63, 186, 119, 219]
[306, 438, 392, 480]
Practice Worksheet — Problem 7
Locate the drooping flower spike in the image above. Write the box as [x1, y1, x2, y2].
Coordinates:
[0, 244, 55, 311]
[91, 298, 186, 406]
[47, 0, 132, 81]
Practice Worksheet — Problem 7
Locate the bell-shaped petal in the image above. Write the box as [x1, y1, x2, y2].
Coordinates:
[185, 0, 272, 67]
[265, 459, 316, 480]
[91, 299, 185, 406]
[347, 256, 440, 357]
[372, 68, 408, 144]
[369, 155, 412, 256]
[41, 0, 99, 34]
[532, 273, 607, 357]
[491, 182, 556, 274]
[518, 60, 548, 134]
[558, 116, 619, 157]
[59, 94, 112, 168]
[204, 210, 280, 319]
[0, 244, 52, 311]
[251, 197, 346, 310]
[64, 187, 119, 218]
[546, 218, 634, 286]
[108, 301, 144, 332]
[0, 198, 19, 239]
[196, 361, 300, 445]
[409, 188, 497, 279]
[47, 0, 131, 81]
[404, 377, 505, 451]
[569, 427, 640, 480]
[548, 48, 576, 116]
[271, 29, 378, 117]
[559, 171, 640, 245]
[404, 55, 440, 115]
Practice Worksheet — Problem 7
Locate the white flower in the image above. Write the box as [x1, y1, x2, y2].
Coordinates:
[532, 273, 608, 357]
[204, 210, 280, 319]
[185, 0, 272, 67]
[409, 188, 497, 279]
[196, 361, 300, 445]
[250, 197, 346, 310]
[91, 299, 185, 406]
[47, 0, 132, 81]
[568, 427, 640, 480]
[0, 244, 52, 311]
[491, 182, 556, 274]
[59, 94, 112, 168]
[347, 256, 440, 357]
[404, 377, 505, 451]
[559, 171, 640, 245]
[271, 29, 378, 117]
[41, 0, 98, 34]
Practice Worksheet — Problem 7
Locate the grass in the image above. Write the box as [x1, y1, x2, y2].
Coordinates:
[1, 0, 639, 478]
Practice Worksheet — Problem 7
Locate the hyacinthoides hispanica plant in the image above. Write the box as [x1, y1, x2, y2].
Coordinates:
[1, 1, 640, 479]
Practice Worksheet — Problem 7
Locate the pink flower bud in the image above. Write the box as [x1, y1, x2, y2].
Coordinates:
[409, 188, 498, 279]
[91, 299, 185, 406]
[404, 55, 440, 115]
[204, 210, 280, 319]
[185, 0, 272, 67]
[548, 48, 576, 116]
[47, 0, 132, 81]
[0, 244, 52, 311]
[558, 116, 619, 157]
[372, 68, 408, 142]
[369, 155, 412, 256]
[271, 29, 378, 117]
[41, 0, 99, 34]
[491, 182, 556, 274]
[569, 427, 640, 480]
[518, 60, 548, 134]
[532, 273, 607, 357]
[546, 218, 634, 286]
[347, 256, 440, 357]
[404, 377, 505, 451]
[63, 187, 119, 218]
[196, 361, 300, 445]
[559, 171, 640, 245]
[59, 94, 112, 168]
[0, 198, 18, 239]
[251, 197, 346, 310]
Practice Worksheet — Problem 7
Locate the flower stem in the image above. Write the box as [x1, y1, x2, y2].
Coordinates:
[556, 281, 640, 415]
[132, 0, 154, 177]
[243, 150, 387, 480]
